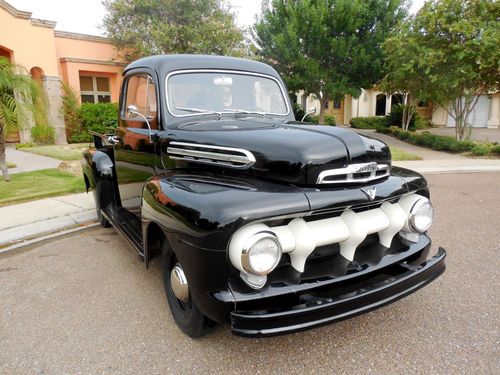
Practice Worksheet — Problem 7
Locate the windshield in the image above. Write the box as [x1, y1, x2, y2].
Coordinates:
[166, 71, 289, 117]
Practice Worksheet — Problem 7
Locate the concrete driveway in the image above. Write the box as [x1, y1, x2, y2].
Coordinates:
[1, 173, 499, 375]
[5, 145, 61, 174]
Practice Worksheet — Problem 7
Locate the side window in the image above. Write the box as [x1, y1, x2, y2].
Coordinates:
[124, 74, 158, 128]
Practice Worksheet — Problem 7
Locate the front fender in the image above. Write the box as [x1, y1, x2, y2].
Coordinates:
[140, 171, 310, 323]
[81, 148, 118, 212]
[141, 172, 310, 250]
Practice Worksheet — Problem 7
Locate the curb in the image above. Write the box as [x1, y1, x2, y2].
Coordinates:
[0, 221, 99, 255]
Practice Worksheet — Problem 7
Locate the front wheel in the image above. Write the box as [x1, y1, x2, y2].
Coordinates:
[161, 242, 211, 338]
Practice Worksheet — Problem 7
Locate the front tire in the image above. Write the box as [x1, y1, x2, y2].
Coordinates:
[161, 242, 210, 338]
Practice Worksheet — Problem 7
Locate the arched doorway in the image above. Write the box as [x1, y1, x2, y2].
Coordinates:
[375, 94, 387, 116]
[0, 45, 12, 61]
[391, 94, 404, 107]
[30, 66, 44, 83]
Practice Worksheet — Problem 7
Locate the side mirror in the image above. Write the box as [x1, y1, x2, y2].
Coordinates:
[127, 104, 139, 117]
[301, 106, 316, 122]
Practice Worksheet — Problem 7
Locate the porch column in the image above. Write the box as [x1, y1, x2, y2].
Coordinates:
[42, 76, 67, 144]
[487, 93, 500, 129]
[385, 95, 392, 115]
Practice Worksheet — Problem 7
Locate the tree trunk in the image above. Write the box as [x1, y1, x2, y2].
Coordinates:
[319, 98, 327, 124]
[0, 127, 11, 182]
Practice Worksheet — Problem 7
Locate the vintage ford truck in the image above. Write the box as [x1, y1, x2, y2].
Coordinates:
[82, 55, 446, 338]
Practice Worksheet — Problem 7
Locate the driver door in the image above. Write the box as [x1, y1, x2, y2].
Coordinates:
[114, 72, 159, 217]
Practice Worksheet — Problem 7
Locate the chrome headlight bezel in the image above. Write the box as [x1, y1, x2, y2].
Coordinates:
[241, 231, 282, 276]
[408, 198, 434, 233]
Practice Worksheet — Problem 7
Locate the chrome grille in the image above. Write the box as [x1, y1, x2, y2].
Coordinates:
[317, 162, 390, 184]
[167, 141, 256, 169]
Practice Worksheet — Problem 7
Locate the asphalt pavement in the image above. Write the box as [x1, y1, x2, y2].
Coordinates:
[1, 172, 499, 375]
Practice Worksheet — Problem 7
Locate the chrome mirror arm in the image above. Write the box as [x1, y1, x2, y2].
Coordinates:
[127, 105, 155, 142]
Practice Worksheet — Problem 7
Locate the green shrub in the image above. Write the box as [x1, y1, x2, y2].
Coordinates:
[309, 115, 320, 124]
[377, 126, 500, 157]
[415, 117, 431, 130]
[31, 125, 55, 144]
[69, 131, 92, 143]
[61, 83, 82, 141]
[350, 116, 387, 129]
[490, 144, 500, 156]
[324, 114, 336, 126]
[79, 103, 119, 135]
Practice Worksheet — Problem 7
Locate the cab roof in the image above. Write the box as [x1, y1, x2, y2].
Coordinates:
[124, 54, 280, 78]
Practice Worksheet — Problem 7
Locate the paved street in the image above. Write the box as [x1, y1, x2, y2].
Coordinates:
[1, 173, 499, 375]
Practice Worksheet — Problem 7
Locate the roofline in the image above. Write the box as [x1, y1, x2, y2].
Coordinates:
[54, 30, 110, 44]
[0, 0, 56, 28]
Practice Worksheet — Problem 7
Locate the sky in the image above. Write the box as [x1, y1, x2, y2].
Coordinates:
[7, 0, 426, 36]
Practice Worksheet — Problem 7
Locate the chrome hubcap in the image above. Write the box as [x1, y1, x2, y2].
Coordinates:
[170, 263, 189, 302]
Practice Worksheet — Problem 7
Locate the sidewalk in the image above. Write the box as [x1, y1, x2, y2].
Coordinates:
[6, 145, 62, 174]
[0, 192, 97, 251]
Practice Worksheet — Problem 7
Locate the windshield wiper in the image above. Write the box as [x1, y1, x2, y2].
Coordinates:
[223, 108, 267, 118]
[176, 106, 221, 119]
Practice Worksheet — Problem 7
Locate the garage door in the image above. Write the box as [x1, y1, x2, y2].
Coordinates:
[447, 95, 490, 128]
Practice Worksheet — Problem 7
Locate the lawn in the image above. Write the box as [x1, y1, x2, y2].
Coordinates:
[390, 147, 422, 161]
[0, 168, 85, 207]
[18, 143, 91, 161]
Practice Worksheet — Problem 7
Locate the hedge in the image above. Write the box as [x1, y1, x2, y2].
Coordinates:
[377, 126, 500, 157]
[350, 116, 387, 129]
[69, 103, 119, 143]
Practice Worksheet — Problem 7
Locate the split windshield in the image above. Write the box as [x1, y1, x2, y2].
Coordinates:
[167, 72, 288, 117]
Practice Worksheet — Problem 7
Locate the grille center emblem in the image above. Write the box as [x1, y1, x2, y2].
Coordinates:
[361, 186, 377, 201]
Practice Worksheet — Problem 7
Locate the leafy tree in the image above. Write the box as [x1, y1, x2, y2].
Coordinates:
[382, 0, 500, 140]
[0, 57, 43, 182]
[253, 0, 407, 124]
[103, 0, 246, 62]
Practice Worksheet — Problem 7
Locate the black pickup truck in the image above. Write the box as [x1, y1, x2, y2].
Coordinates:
[82, 54, 446, 338]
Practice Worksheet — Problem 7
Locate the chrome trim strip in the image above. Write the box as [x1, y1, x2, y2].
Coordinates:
[165, 69, 291, 118]
[317, 163, 390, 184]
[167, 141, 256, 169]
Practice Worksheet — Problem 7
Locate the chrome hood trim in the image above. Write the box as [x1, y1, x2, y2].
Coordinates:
[167, 141, 256, 169]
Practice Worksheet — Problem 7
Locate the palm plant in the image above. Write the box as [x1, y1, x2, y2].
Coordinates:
[0, 57, 43, 181]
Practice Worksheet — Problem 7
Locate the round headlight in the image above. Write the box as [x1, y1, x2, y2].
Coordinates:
[409, 199, 434, 232]
[241, 232, 282, 276]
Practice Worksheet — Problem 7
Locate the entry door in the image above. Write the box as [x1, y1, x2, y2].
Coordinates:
[326, 99, 344, 125]
[114, 73, 159, 216]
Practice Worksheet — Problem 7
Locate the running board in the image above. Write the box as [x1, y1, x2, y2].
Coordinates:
[101, 208, 144, 258]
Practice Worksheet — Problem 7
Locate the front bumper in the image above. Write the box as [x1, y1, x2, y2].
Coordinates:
[230, 247, 446, 337]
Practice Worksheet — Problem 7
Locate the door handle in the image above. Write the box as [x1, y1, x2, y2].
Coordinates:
[107, 135, 121, 144]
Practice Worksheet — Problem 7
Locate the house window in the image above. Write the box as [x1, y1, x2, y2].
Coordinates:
[79, 76, 111, 103]
[324, 100, 329, 109]
[333, 100, 341, 110]
[418, 100, 430, 108]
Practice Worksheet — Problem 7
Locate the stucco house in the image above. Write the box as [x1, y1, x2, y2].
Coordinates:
[297, 87, 500, 129]
[0, 0, 124, 144]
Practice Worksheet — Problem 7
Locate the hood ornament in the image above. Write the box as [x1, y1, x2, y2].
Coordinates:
[361, 186, 377, 201]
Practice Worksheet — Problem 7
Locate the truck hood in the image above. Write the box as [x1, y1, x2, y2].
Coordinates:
[163, 117, 391, 186]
